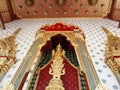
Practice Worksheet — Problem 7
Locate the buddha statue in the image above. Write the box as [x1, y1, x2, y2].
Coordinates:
[46, 44, 65, 90]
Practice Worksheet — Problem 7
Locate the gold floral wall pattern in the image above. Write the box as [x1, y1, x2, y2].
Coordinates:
[56, 0, 66, 6]
[88, 0, 98, 5]
[12, 0, 111, 18]
[25, 0, 34, 7]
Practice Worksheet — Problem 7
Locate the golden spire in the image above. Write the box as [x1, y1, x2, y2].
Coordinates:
[0, 28, 21, 76]
[102, 27, 120, 83]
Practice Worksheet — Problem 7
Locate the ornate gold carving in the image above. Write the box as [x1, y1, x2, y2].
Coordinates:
[74, 29, 85, 42]
[2, 82, 14, 90]
[46, 44, 65, 90]
[26, 28, 100, 89]
[35, 30, 44, 40]
[0, 28, 21, 77]
[102, 27, 120, 81]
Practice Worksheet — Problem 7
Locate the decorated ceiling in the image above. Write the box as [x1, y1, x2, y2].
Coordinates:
[11, 0, 112, 18]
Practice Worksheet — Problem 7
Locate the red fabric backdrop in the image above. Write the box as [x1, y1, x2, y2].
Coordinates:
[36, 58, 79, 90]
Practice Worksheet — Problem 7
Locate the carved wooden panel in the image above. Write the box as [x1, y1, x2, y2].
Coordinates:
[11, 0, 112, 18]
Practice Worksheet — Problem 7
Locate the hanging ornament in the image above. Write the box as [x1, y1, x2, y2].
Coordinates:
[25, 0, 34, 7]
[88, 0, 98, 6]
[56, 0, 66, 6]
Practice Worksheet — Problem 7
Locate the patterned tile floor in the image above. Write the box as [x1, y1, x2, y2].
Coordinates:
[0, 18, 120, 90]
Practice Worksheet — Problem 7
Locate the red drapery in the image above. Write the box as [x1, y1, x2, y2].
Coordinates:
[36, 58, 79, 90]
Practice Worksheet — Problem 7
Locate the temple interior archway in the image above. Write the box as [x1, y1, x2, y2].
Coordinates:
[0, 0, 120, 89]
[30, 33, 89, 90]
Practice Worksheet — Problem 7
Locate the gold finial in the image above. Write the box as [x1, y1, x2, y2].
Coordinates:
[56, 43, 62, 51]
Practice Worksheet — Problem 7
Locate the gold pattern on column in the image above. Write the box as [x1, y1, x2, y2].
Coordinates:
[45, 44, 65, 90]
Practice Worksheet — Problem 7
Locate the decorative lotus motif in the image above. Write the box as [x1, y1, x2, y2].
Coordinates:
[25, 0, 34, 7]
[56, 0, 66, 6]
[88, 0, 98, 6]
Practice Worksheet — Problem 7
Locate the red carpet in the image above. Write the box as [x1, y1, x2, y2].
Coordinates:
[36, 59, 79, 90]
